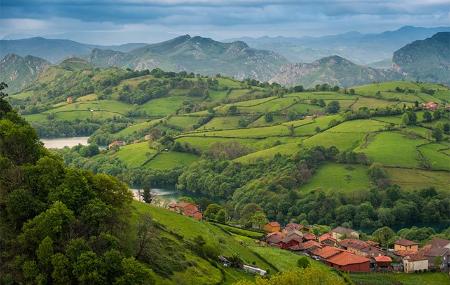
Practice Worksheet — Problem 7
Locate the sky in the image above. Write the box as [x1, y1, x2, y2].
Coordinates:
[1, 0, 450, 44]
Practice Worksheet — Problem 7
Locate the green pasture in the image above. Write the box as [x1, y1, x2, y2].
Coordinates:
[418, 143, 450, 171]
[144, 151, 198, 170]
[386, 167, 450, 193]
[166, 116, 201, 130]
[302, 131, 365, 151]
[138, 96, 191, 116]
[113, 141, 157, 167]
[356, 132, 427, 168]
[300, 163, 371, 194]
[201, 116, 245, 130]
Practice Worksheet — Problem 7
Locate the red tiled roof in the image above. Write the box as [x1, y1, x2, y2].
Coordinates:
[327, 251, 370, 266]
[340, 239, 368, 250]
[374, 255, 392, 263]
[303, 233, 316, 240]
[395, 239, 418, 246]
[301, 240, 321, 250]
[319, 233, 336, 243]
[284, 223, 302, 231]
[312, 246, 344, 259]
[266, 232, 283, 244]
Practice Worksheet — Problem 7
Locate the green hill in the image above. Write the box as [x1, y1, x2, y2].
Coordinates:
[393, 32, 450, 85]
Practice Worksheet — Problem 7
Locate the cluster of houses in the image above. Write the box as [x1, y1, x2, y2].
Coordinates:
[168, 201, 203, 221]
[264, 222, 450, 274]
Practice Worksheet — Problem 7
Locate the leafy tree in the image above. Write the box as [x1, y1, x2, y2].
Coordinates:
[114, 257, 155, 285]
[401, 113, 410, 126]
[372, 226, 395, 249]
[72, 251, 106, 284]
[204, 203, 223, 220]
[51, 253, 71, 285]
[326, 101, 340, 114]
[432, 128, 443, 142]
[142, 186, 153, 204]
[422, 111, 432, 122]
[297, 257, 310, 269]
[37, 236, 54, 274]
[216, 209, 228, 223]
[249, 211, 268, 229]
[264, 112, 274, 123]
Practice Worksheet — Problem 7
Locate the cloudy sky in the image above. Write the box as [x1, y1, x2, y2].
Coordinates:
[1, 0, 450, 44]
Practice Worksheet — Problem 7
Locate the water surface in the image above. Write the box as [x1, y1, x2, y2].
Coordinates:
[41, 137, 89, 149]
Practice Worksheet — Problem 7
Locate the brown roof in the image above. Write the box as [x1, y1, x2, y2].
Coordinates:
[405, 250, 428, 262]
[428, 238, 450, 248]
[331, 227, 357, 235]
[319, 233, 336, 243]
[266, 232, 283, 244]
[327, 251, 370, 266]
[301, 240, 321, 250]
[395, 239, 418, 246]
[284, 223, 302, 231]
[422, 238, 450, 257]
[303, 233, 316, 240]
[312, 246, 344, 259]
[374, 255, 392, 263]
[340, 239, 368, 250]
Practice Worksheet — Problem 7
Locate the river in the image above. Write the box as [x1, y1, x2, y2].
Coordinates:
[131, 187, 181, 203]
[41, 137, 90, 149]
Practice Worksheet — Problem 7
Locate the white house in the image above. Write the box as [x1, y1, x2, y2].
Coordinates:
[403, 254, 428, 273]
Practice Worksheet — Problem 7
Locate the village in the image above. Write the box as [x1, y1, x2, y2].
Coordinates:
[161, 199, 450, 276]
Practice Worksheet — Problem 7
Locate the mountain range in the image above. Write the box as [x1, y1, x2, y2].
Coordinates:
[0, 37, 147, 63]
[229, 26, 450, 65]
[89, 35, 287, 82]
[2, 29, 450, 93]
[270, 55, 401, 87]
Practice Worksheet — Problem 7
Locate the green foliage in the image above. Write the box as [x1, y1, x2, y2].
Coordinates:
[297, 257, 310, 269]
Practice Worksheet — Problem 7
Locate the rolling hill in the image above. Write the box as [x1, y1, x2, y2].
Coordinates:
[393, 32, 450, 85]
[270, 55, 400, 88]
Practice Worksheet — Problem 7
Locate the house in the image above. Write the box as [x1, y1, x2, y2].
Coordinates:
[311, 246, 345, 260]
[264, 222, 281, 233]
[108, 140, 125, 150]
[326, 251, 371, 273]
[168, 202, 202, 221]
[301, 240, 322, 252]
[319, 233, 337, 247]
[403, 252, 429, 273]
[66, 96, 73, 104]
[330, 227, 359, 241]
[422, 101, 438, 111]
[339, 239, 384, 258]
[303, 233, 316, 241]
[243, 265, 267, 276]
[284, 223, 302, 232]
[266, 232, 284, 246]
[374, 255, 392, 271]
[281, 230, 303, 249]
[394, 239, 419, 254]
[421, 238, 450, 272]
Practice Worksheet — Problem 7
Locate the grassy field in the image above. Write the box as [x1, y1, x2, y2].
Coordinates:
[138, 96, 191, 116]
[350, 272, 450, 285]
[418, 143, 450, 171]
[112, 141, 157, 167]
[166, 116, 201, 130]
[355, 132, 427, 168]
[144, 151, 199, 170]
[300, 163, 371, 194]
[201, 116, 245, 130]
[385, 167, 450, 193]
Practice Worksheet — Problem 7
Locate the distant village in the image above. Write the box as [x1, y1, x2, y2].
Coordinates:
[263, 222, 450, 274]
